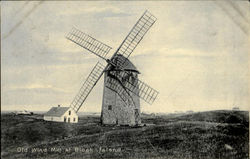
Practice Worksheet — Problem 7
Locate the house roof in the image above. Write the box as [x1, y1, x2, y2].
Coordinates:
[44, 107, 70, 117]
[113, 54, 139, 73]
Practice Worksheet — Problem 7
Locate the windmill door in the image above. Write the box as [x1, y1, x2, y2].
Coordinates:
[134, 109, 139, 125]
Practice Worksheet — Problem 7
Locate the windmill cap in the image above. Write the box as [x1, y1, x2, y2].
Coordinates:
[114, 54, 140, 73]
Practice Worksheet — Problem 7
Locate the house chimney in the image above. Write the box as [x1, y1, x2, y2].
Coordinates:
[58, 104, 60, 107]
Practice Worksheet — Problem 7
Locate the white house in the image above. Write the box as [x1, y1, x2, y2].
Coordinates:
[44, 106, 78, 123]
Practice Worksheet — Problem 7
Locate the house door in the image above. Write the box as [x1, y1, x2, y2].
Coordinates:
[64, 117, 66, 122]
[68, 118, 70, 123]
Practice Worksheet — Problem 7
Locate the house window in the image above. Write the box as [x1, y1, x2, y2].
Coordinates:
[69, 111, 71, 115]
[68, 118, 70, 122]
[108, 105, 112, 110]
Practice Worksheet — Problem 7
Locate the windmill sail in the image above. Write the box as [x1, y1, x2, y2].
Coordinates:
[66, 27, 112, 60]
[106, 76, 135, 107]
[113, 10, 157, 68]
[107, 71, 158, 105]
[70, 62, 106, 112]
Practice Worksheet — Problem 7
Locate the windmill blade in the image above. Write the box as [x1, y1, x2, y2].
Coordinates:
[70, 62, 106, 113]
[108, 71, 158, 105]
[113, 10, 157, 68]
[66, 27, 112, 60]
[106, 76, 135, 107]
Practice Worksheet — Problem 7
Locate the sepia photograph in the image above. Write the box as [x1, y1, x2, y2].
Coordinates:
[1, 0, 249, 159]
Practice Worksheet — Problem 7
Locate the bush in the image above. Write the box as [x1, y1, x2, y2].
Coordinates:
[225, 114, 243, 124]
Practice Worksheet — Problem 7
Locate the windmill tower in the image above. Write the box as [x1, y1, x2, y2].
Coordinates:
[101, 54, 141, 126]
[66, 11, 159, 126]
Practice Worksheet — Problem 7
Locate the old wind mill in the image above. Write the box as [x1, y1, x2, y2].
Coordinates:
[45, 11, 159, 126]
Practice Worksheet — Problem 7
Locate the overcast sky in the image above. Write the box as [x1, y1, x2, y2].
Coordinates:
[1, 1, 249, 113]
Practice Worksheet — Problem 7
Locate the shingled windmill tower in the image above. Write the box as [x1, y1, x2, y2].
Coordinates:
[66, 10, 159, 126]
[101, 55, 141, 125]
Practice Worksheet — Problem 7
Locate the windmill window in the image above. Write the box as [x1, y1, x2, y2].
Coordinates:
[69, 111, 71, 115]
[135, 109, 139, 115]
[130, 76, 136, 84]
[108, 105, 112, 110]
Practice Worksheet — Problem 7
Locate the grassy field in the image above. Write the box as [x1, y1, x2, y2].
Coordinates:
[1, 110, 249, 159]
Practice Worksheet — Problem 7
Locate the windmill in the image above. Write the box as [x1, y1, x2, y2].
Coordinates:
[66, 10, 159, 126]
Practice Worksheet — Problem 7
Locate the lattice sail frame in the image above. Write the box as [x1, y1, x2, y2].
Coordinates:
[113, 10, 157, 68]
[107, 70, 159, 105]
[106, 74, 136, 107]
[66, 27, 112, 60]
[70, 62, 106, 112]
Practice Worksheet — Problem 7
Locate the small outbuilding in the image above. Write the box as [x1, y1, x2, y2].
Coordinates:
[44, 106, 78, 123]
[232, 106, 240, 111]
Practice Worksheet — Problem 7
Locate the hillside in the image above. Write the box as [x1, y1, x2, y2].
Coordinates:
[1, 110, 249, 159]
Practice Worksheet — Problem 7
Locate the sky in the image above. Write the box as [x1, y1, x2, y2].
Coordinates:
[1, 1, 250, 113]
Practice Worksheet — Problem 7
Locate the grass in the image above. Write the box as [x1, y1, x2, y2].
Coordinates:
[1, 110, 249, 159]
